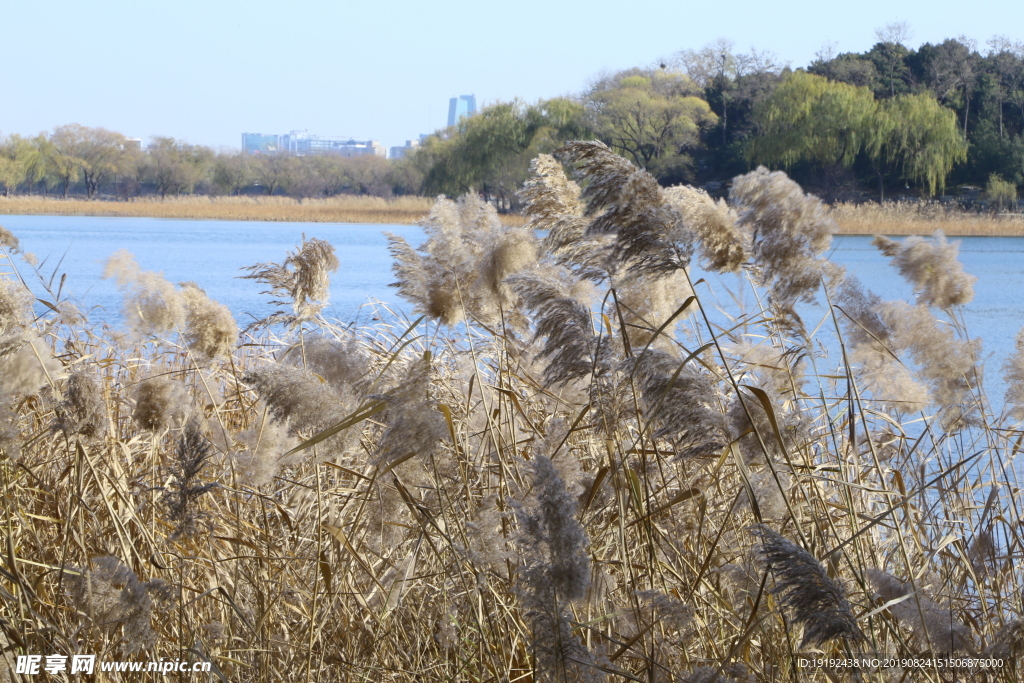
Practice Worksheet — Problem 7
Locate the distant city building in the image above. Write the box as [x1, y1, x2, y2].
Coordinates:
[279, 131, 385, 157]
[447, 95, 477, 127]
[389, 139, 421, 160]
[242, 133, 281, 154]
[123, 138, 143, 151]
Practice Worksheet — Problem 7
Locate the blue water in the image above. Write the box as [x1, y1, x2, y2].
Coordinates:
[3, 215, 1023, 402]
[0, 215, 425, 328]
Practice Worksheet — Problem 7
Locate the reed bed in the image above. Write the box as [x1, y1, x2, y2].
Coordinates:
[0, 194, 437, 224]
[833, 200, 1024, 236]
[2, 149, 1024, 682]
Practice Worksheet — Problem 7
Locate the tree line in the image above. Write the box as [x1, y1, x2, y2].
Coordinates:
[2, 27, 1022, 206]
[0, 126, 418, 200]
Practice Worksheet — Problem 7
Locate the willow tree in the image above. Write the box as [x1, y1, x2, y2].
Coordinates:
[748, 71, 877, 177]
[586, 69, 717, 182]
[420, 98, 590, 208]
[868, 92, 967, 197]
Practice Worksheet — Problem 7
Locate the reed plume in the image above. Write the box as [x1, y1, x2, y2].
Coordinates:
[729, 167, 840, 305]
[162, 422, 217, 539]
[663, 184, 748, 273]
[750, 525, 863, 648]
[55, 370, 107, 440]
[242, 363, 355, 459]
[623, 348, 726, 458]
[1003, 329, 1024, 419]
[873, 231, 976, 308]
[131, 375, 190, 432]
[65, 556, 162, 654]
[284, 332, 372, 394]
[513, 455, 602, 682]
[557, 140, 694, 275]
[508, 272, 598, 385]
[103, 250, 185, 336]
[233, 414, 296, 488]
[373, 356, 448, 469]
[0, 225, 36, 265]
[241, 236, 339, 327]
[867, 568, 973, 652]
[180, 282, 238, 361]
[0, 337, 60, 396]
[387, 194, 538, 325]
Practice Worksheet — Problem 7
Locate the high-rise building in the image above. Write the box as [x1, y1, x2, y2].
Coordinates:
[447, 95, 477, 128]
[279, 131, 385, 157]
[389, 139, 421, 160]
[242, 133, 280, 154]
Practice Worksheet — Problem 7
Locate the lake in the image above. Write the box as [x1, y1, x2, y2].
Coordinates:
[3, 214, 1023, 406]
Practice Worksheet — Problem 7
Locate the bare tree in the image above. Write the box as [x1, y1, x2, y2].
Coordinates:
[874, 22, 914, 97]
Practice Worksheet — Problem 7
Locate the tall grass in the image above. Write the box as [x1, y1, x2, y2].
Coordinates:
[0, 194, 436, 224]
[833, 199, 1024, 236]
[2, 149, 1023, 682]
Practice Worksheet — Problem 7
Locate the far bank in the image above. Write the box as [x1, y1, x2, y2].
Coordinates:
[2, 195, 1024, 236]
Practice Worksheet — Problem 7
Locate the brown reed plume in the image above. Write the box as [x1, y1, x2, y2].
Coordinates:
[729, 167, 840, 305]
[387, 194, 538, 325]
[873, 231, 976, 308]
[64, 556, 164, 655]
[867, 569, 974, 652]
[241, 236, 339, 327]
[663, 184, 748, 273]
[750, 525, 863, 648]
[513, 455, 602, 682]
[161, 422, 217, 540]
[556, 140, 694, 275]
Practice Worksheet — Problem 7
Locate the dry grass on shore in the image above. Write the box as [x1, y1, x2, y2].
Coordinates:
[0, 194, 437, 224]
[2, 193, 1022, 235]
[832, 200, 1024, 236]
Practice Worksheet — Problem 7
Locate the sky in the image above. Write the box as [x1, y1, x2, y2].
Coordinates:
[2, 0, 1022, 151]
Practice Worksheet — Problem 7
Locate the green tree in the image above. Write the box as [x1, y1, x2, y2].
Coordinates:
[748, 71, 877, 172]
[586, 69, 716, 180]
[0, 134, 44, 196]
[46, 124, 132, 198]
[420, 98, 590, 207]
[145, 137, 213, 197]
[868, 92, 967, 197]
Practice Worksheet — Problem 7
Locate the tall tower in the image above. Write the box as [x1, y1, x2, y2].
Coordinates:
[447, 95, 477, 128]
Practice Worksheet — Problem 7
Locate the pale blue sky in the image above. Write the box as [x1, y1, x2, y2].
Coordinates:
[2, 0, 1020, 150]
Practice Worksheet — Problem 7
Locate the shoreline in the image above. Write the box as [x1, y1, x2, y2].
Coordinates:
[3, 196, 1024, 235]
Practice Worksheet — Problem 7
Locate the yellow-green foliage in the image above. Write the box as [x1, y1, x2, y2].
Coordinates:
[2, 147, 1024, 682]
[987, 174, 1020, 211]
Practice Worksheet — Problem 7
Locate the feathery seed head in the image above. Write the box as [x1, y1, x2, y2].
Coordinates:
[65, 556, 159, 654]
[729, 167, 840, 305]
[750, 525, 863, 648]
[180, 282, 238, 360]
[56, 370, 107, 440]
[162, 422, 217, 539]
[132, 375, 189, 432]
[873, 231, 975, 308]
[867, 568, 974, 652]
[1004, 329, 1024, 420]
[103, 250, 186, 336]
[241, 236, 339, 327]
[0, 337, 61, 396]
[664, 184, 749, 273]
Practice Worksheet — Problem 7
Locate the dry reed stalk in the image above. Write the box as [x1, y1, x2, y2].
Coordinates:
[3, 147, 1024, 683]
[832, 200, 1024, 236]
